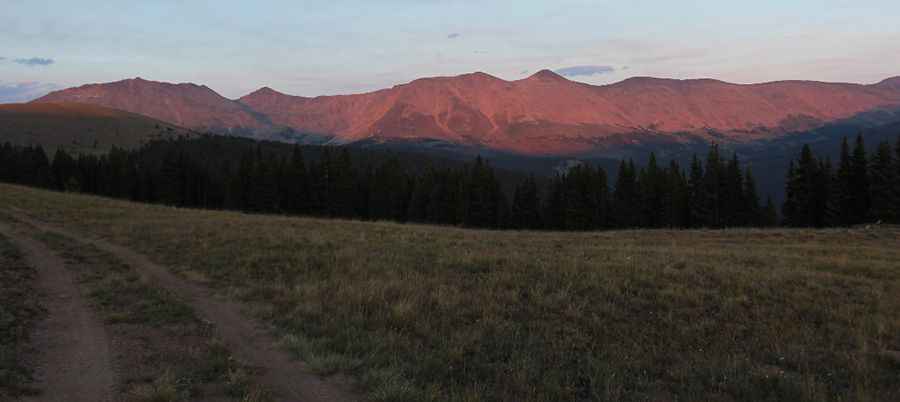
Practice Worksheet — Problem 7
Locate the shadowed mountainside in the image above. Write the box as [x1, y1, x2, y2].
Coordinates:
[0, 102, 193, 153]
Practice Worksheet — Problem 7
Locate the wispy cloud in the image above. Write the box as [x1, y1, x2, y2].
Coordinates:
[554, 65, 615, 77]
[629, 49, 709, 64]
[0, 82, 61, 103]
[13, 57, 55, 67]
[447, 33, 461, 39]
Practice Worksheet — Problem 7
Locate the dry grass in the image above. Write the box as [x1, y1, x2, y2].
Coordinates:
[2, 183, 899, 401]
[0, 232, 42, 399]
[24, 225, 269, 402]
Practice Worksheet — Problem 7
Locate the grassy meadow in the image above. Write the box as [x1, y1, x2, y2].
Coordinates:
[1, 183, 899, 402]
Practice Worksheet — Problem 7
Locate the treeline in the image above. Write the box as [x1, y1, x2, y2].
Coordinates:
[526, 145, 778, 230]
[783, 135, 900, 227]
[0, 138, 780, 230]
[0, 141, 512, 228]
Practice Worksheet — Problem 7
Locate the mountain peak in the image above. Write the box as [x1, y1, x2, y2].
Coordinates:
[527, 69, 568, 82]
[32, 77, 269, 130]
[877, 76, 900, 88]
[248, 86, 284, 96]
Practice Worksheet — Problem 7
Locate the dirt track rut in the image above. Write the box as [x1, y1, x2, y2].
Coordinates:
[0, 222, 115, 402]
[11, 212, 363, 402]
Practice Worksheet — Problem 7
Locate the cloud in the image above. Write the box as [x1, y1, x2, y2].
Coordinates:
[630, 49, 709, 64]
[0, 82, 61, 103]
[554, 65, 615, 77]
[13, 57, 55, 67]
[447, 33, 461, 39]
[0, 57, 5, 61]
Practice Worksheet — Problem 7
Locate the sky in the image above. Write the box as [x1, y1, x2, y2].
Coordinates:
[2, 0, 899, 102]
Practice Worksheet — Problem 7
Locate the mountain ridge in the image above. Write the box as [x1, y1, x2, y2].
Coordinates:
[33, 72, 900, 155]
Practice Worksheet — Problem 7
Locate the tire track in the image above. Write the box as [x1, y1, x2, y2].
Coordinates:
[0, 222, 114, 402]
[9, 212, 364, 402]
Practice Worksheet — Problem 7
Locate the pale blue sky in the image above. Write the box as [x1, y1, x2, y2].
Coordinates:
[1, 0, 899, 101]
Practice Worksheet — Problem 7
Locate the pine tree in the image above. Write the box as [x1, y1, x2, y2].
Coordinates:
[831, 137, 854, 226]
[592, 167, 611, 229]
[282, 145, 310, 214]
[664, 160, 689, 228]
[763, 196, 778, 227]
[813, 158, 832, 228]
[159, 150, 186, 206]
[29, 145, 52, 189]
[51, 148, 77, 191]
[249, 150, 279, 213]
[407, 169, 434, 223]
[612, 159, 638, 228]
[868, 141, 897, 223]
[687, 155, 706, 228]
[723, 153, 745, 227]
[849, 135, 870, 224]
[782, 160, 799, 226]
[326, 148, 356, 218]
[639, 153, 665, 228]
[703, 145, 724, 227]
[511, 175, 542, 229]
[742, 167, 761, 226]
[543, 174, 566, 230]
[787, 145, 819, 227]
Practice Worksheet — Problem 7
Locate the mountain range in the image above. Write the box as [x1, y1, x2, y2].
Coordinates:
[29, 72, 900, 156]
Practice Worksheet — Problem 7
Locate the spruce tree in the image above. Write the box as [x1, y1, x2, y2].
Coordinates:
[763, 196, 778, 227]
[511, 175, 542, 229]
[831, 137, 854, 226]
[282, 145, 310, 214]
[664, 160, 689, 228]
[782, 160, 799, 226]
[702, 145, 723, 227]
[250, 151, 279, 213]
[687, 155, 706, 228]
[723, 153, 744, 227]
[868, 141, 897, 223]
[612, 159, 638, 228]
[639, 153, 665, 228]
[849, 135, 870, 224]
[51, 148, 76, 191]
[742, 167, 761, 226]
[813, 158, 832, 228]
[592, 167, 611, 229]
[792, 145, 819, 227]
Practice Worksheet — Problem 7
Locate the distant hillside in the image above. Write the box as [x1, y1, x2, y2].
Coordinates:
[0, 102, 194, 153]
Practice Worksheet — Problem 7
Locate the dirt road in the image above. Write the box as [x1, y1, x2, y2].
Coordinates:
[0, 222, 115, 402]
[10, 212, 363, 402]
